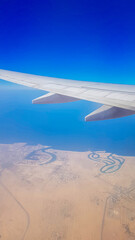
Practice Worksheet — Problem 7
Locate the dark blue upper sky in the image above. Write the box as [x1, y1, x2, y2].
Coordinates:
[0, 0, 135, 156]
[0, 0, 135, 83]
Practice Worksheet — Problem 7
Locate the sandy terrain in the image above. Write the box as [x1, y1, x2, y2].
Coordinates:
[0, 143, 135, 240]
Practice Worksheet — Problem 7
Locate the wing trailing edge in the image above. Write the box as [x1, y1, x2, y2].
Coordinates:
[85, 105, 135, 121]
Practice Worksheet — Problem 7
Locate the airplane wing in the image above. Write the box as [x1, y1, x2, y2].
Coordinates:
[0, 69, 135, 121]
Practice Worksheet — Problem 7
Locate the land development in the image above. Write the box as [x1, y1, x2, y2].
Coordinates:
[0, 143, 135, 240]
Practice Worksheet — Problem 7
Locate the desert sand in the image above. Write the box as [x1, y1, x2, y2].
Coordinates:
[0, 143, 135, 240]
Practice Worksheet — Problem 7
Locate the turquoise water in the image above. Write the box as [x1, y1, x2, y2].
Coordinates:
[0, 80, 135, 156]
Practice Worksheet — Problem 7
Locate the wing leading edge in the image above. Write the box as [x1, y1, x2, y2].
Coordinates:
[0, 69, 135, 121]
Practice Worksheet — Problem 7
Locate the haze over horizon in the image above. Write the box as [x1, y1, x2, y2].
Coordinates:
[0, 0, 135, 156]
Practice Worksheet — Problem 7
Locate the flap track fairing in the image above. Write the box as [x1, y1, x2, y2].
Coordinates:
[32, 93, 79, 104]
[85, 105, 135, 121]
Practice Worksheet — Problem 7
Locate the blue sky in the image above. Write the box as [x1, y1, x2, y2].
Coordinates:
[0, 0, 135, 155]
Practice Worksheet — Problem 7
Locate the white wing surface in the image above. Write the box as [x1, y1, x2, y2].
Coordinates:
[0, 69, 135, 121]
